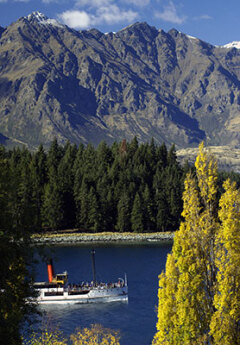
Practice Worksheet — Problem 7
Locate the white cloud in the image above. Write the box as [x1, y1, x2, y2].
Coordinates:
[59, 2, 138, 29]
[121, 0, 150, 7]
[76, 0, 150, 8]
[94, 4, 138, 25]
[194, 14, 212, 21]
[155, 1, 186, 24]
[58, 10, 92, 29]
[75, 0, 111, 8]
[41, 0, 64, 3]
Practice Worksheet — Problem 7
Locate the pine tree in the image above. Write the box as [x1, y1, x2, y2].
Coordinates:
[58, 142, 77, 229]
[0, 147, 37, 345]
[0, 146, 9, 231]
[131, 192, 144, 233]
[17, 150, 35, 231]
[128, 136, 139, 159]
[142, 184, 155, 232]
[154, 169, 171, 232]
[46, 138, 63, 174]
[155, 193, 169, 232]
[166, 164, 183, 230]
[96, 175, 113, 231]
[156, 142, 168, 169]
[41, 176, 63, 230]
[167, 144, 177, 166]
[30, 144, 47, 230]
[75, 178, 89, 229]
[82, 143, 97, 180]
[88, 186, 101, 233]
[116, 192, 131, 232]
[73, 143, 85, 227]
[41, 139, 64, 230]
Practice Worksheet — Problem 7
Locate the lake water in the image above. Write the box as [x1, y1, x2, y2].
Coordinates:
[35, 242, 172, 345]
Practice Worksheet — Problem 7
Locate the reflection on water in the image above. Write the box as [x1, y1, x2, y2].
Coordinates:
[39, 300, 128, 332]
[35, 243, 172, 345]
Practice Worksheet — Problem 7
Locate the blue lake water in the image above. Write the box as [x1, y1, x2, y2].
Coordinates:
[35, 242, 172, 345]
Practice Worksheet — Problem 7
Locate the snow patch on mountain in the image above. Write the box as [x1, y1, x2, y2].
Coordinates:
[222, 41, 240, 49]
[187, 34, 198, 40]
[25, 12, 64, 28]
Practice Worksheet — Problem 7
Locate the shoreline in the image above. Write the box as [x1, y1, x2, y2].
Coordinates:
[31, 231, 174, 245]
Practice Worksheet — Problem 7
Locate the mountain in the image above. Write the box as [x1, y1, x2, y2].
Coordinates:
[223, 41, 240, 49]
[1, 12, 240, 150]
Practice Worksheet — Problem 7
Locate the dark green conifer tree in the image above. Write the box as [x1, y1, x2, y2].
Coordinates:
[154, 169, 170, 232]
[142, 184, 155, 232]
[156, 192, 170, 232]
[128, 136, 139, 159]
[58, 142, 77, 229]
[41, 175, 63, 230]
[156, 142, 168, 169]
[73, 143, 85, 226]
[116, 192, 131, 232]
[88, 186, 101, 232]
[17, 149, 35, 231]
[30, 144, 47, 230]
[131, 192, 144, 233]
[42, 139, 64, 230]
[75, 178, 89, 229]
[0, 146, 37, 345]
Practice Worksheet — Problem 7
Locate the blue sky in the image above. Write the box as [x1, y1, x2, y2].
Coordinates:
[0, 0, 239, 46]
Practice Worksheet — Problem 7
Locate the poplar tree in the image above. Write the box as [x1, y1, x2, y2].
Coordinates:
[153, 142, 240, 345]
[210, 179, 240, 345]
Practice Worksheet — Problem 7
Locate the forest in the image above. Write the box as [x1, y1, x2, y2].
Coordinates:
[1, 138, 240, 234]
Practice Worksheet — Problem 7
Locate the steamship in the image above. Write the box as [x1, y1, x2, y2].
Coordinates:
[33, 250, 128, 304]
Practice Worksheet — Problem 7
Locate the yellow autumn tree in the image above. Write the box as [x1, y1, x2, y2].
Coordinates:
[153, 142, 220, 344]
[24, 324, 120, 345]
[173, 173, 213, 344]
[153, 253, 179, 345]
[70, 324, 121, 345]
[210, 179, 240, 345]
[23, 327, 67, 345]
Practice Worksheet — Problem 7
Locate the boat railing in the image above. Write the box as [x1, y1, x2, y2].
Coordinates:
[64, 280, 126, 293]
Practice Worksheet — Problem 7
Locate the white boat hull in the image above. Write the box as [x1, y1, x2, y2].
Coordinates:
[35, 286, 128, 305]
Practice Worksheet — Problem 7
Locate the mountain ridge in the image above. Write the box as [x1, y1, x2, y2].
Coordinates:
[1, 12, 240, 152]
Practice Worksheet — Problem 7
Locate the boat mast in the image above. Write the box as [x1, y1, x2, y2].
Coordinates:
[91, 249, 97, 286]
[125, 273, 128, 287]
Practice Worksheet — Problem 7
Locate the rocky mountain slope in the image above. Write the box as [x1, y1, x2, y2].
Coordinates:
[1, 12, 240, 151]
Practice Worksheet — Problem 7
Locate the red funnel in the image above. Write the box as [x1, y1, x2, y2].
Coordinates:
[47, 259, 54, 283]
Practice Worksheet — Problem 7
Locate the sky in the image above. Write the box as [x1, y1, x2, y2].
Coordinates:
[0, 0, 240, 46]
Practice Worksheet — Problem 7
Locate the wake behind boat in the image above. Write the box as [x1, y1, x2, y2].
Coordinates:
[33, 250, 128, 304]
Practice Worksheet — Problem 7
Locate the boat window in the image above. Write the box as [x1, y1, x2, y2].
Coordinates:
[44, 291, 64, 296]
